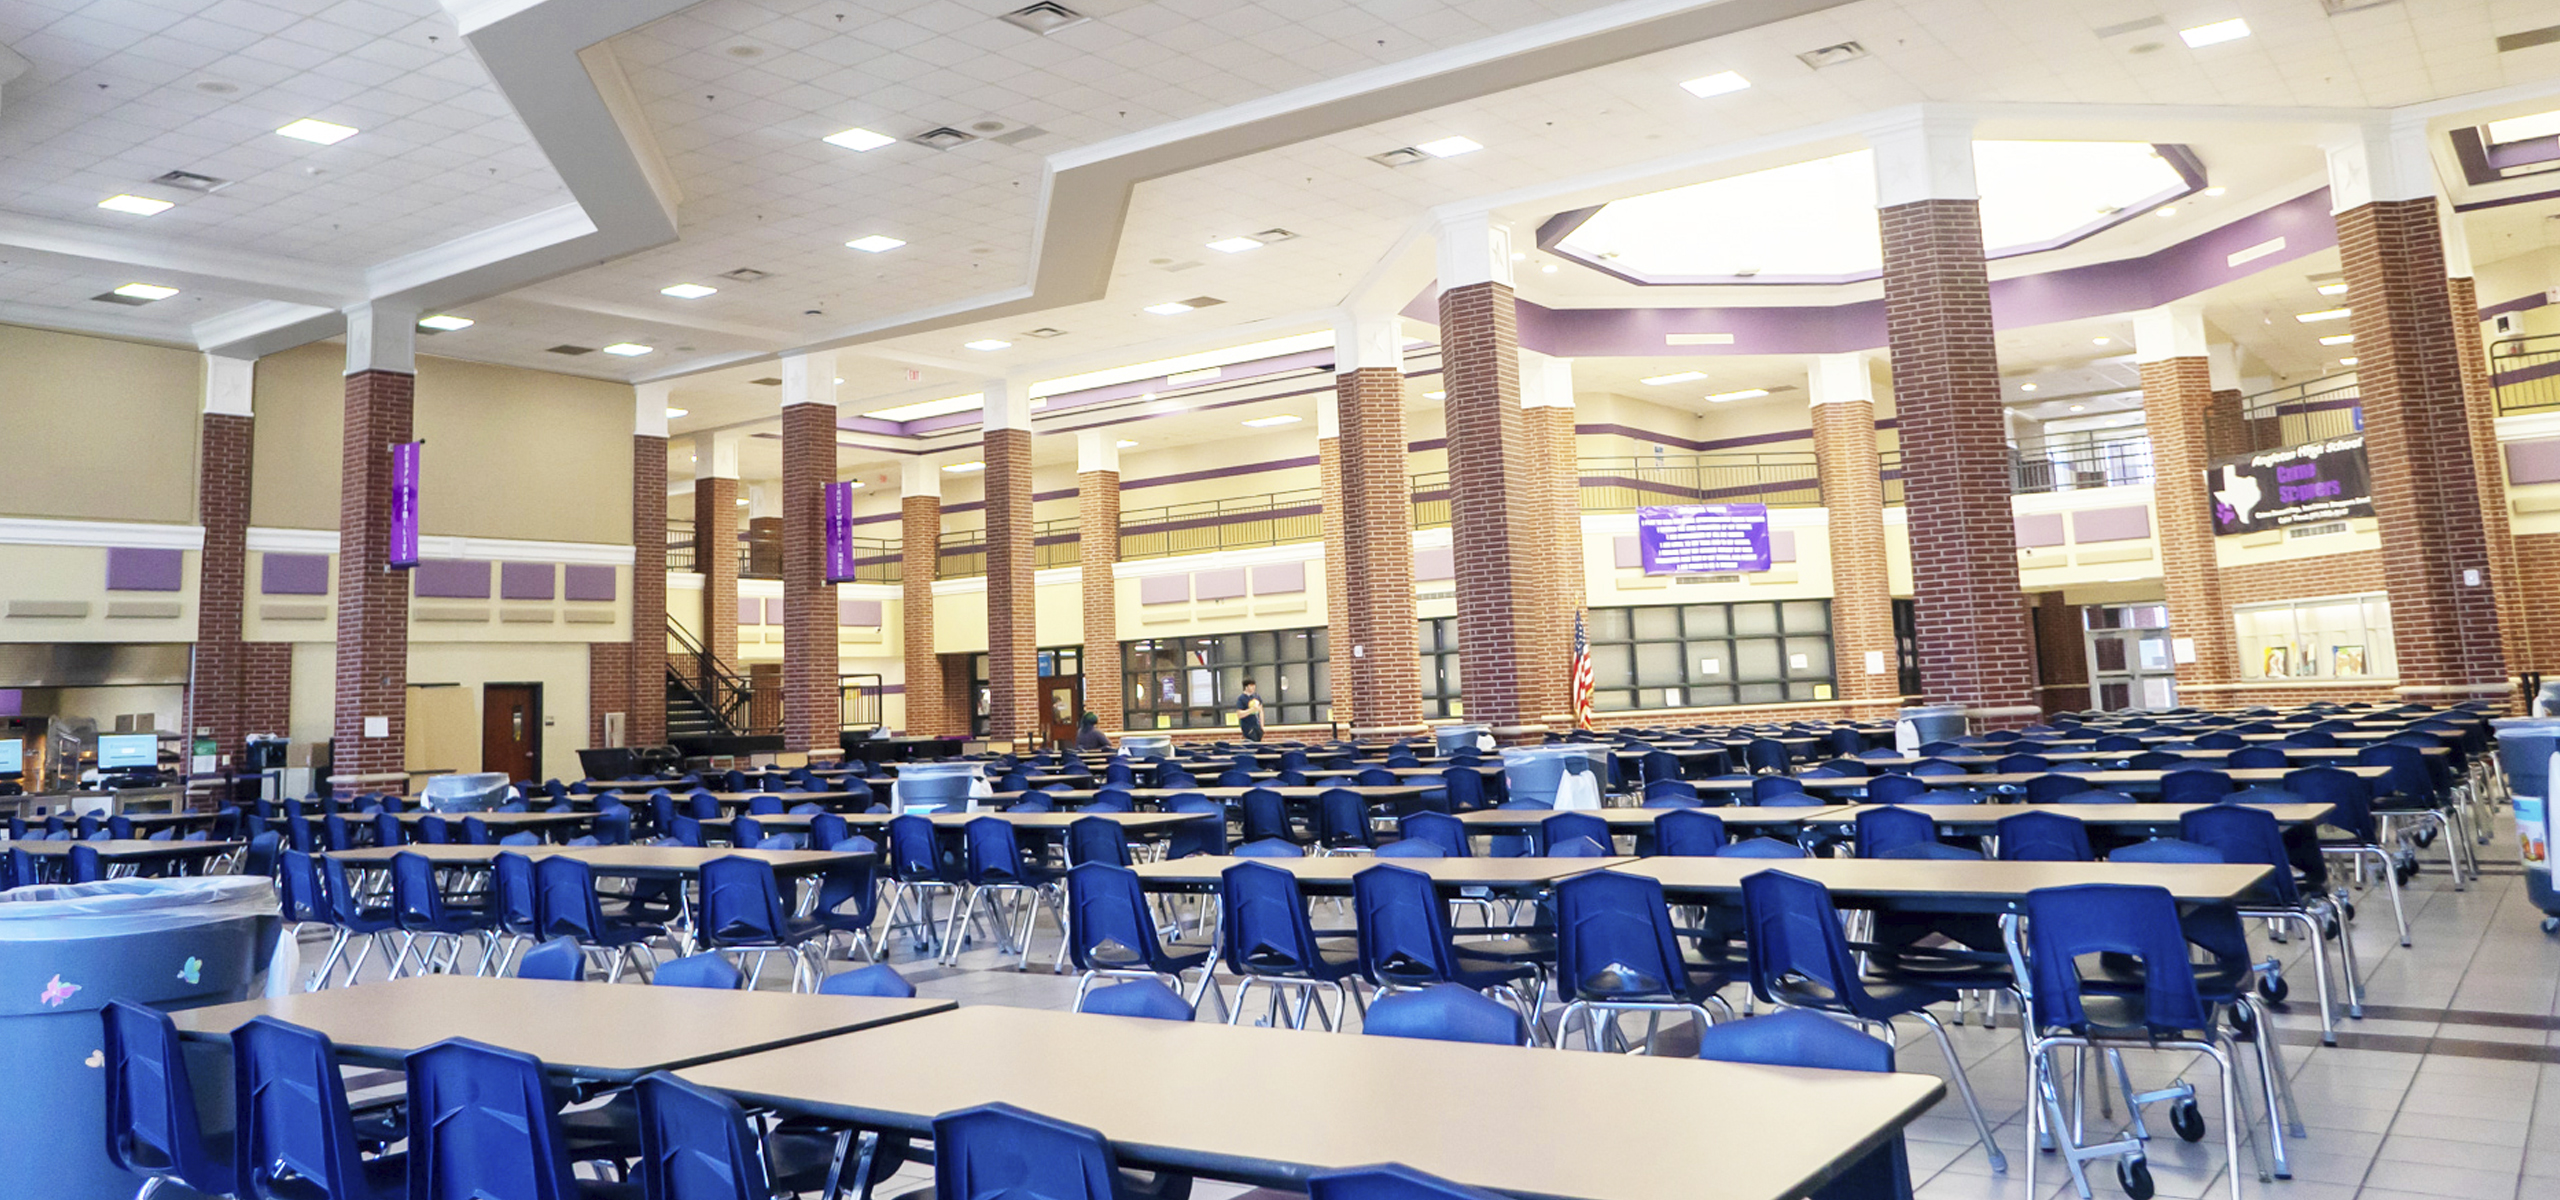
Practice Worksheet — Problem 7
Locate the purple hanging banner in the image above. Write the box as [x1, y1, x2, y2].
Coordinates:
[823, 480, 857, 583]
[387, 441, 422, 569]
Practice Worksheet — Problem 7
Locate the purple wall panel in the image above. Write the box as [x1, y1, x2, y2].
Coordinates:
[1612, 536, 1641, 569]
[2015, 513, 2068, 548]
[1193, 568, 1248, 601]
[2507, 437, 2560, 485]
[1416, 546, 1455, 582]
[738, 597, 762, 625]
[105, 547, 185, 592]
[1139, 574, 1190, 605]
[840, 598, 883, 627]
[563, 564, 617, 602]
[260, 553, 331, 596]
[499, 562, 555, 601]
[1771, 529, 1797, 563]
[412, 559, 489, 599]
[1250, 561, 1305, 595]
[2072, 505, 2154, 544]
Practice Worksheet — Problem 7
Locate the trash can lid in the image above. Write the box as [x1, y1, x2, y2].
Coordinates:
[2492, 718, 2560, 737]
[1900, 705, 1967, 717]
[0, 876, 275, 939]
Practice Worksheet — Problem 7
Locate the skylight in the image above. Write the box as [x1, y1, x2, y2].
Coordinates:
[2486, 110, 2560, 145]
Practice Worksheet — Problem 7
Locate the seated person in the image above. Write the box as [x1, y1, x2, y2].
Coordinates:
[1075, 711, 1114, 752]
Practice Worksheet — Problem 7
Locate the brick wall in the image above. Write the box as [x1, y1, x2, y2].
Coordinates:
[2143, 357, 2238, 691]
[2220, 550, 2385, 606]
[241, 642, 289, 745]
[188, 411, 254, 764]
[983, 427, 1037, 741]
[1812, 398, 1897, 710]
[1437, 282, 1543, 735]
[779, 402, 839, 752]
[901, 495, 944, 736]
[1318, 435, 1352, 725]
[2203, 389, 2249, 461]
[332, 369, 413, 789]
[588, 641, 632, 746]
[1079, 468, 1123, 734]
[2335, 199, 2506, 696]
[941, 653, 975, 736]
[1525, 403, 1582, 722]
[2450, 274, 2532, 676]
[2512, 534, 2560, 674]
[1878, 198, 2037, 725]
[628, 434, 667, 745]
[747, 662, 783, 733]
[693, 475, 739, 672]
[1336, 368, 1421, 731]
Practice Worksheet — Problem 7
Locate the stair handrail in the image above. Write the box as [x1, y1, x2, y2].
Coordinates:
[666, 619, 754, 737]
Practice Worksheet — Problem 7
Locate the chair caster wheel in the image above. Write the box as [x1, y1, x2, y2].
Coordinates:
[2542, 915, 2559, 934]
[2170, 1099, 2207, 1143]
[2228, 1007, 2256, 1041]
[2118, 1157, 2155, 1200]
[2341, 900, 2357, 921]
[2416, 828, 2437, 849]
[2259, 974, 2289, 1004]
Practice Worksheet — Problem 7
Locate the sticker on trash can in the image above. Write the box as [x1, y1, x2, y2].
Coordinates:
[38, 975, 79, 1006]
[178, 956, 202, 984]
[84, 1050, 102, 1068]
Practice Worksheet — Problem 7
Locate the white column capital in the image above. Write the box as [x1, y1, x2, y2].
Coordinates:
[982, 378, 1032, 432]
[695, 431, 740, 480]
[1076, 428, 1120, 474]
[2131, 304, 2210, 364]
[1807, 353, 1877, 407]
[2207, 345, 2242, 393]
[901, 456, 941, 499]
[343, 302, 417, 376]
[1520, 350, 1575, 409]
[1866, 107, 1977, 206]
[1433, 211, 1515, 291]
[746, 483, 781, 519]
[634, 380, 671, 438]
[781, 351, 837, 408]
[2441, 201, 2474, 278]
[1318, 387, 1341, 440]
[1332, 312, 1405, 373]
[2324, 118, 2437, 212]
[202, 354, 254, 417]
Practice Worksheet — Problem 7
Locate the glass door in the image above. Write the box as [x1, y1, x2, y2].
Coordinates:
[2084, 604, 2176, 711]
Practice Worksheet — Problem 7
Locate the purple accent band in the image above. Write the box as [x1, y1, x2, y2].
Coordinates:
[1579, 474, 1817, 504]
[261, 553, 330, 596]
[413, 559, 490, 599]
[2506, 438, 2560, 486]
[105, 547, 185, 592]
[1251, 561, 1306, 595]
[1125, 456, 1320, 492]
[1193, 568, 1247, 601]
[500, 562, 555, 601]
[564, 564, 617, 602]
[2072, 505, 2154, 544]
[2493, 358, 2560, 392]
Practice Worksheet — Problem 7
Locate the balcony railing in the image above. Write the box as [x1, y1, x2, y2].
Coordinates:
[2011, 433, 2154, 495]
[668, 520, 899, 583]
[1578, 453, 1822, 511]
[1119, 489, 1323, 561]
[1411, 471, 1450, 530]
[2492, 334, 2560, 415]
[2226, 372, 2361, 457]
[937, 519, 1078, 579]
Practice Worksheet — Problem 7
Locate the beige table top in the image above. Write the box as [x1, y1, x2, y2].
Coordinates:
[1038, 785, 1431, 803]
[1449, 807, 1812, 830]
[312, 810, 590, 828]
[169, 975, 952, 1082]
[677, 1005, 1942, 1200]
[829, 810, 1199, 832]
[1696, 766, 2390, 793]
[1129, 854, 1630, 890]
[1798, 802, 2336, 829]
[12, 838, 242, 858]
[324, 844, 863, 876]
[1612, 857, 2272, 911]
[1859, 745, 2440, 768]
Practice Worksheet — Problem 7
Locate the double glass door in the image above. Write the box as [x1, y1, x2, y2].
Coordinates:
[2085, 604, 2176, 711]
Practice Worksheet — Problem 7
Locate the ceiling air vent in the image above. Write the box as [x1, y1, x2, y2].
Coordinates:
[1023, 327, 1066, 338]
[1369, 147, 1430, 168]
[153, 169, 228, 193]
[1251, 228, 1298, 244]
[1795, 41, 1868, 69]
[2498, 24, 2560, 52]
[2320, 0, 2400, 14]
[1175, 296, 1224, 309]
[546, 345, 596, 356]
[910, 126, 977, 150]
[91, 291, 155, 306]
[720, 267, 771, 283]
[1000, 3, 1087, 35]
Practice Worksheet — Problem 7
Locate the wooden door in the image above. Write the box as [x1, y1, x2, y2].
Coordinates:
[481, 684, 541, 781]
[1042, 678, 1082, 750]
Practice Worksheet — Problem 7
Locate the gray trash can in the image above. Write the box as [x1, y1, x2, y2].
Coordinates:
[1499, 744, 1612, 808]
[0, 876, 277, 1199]
[419, 771, 511, 812]
[2492, 718, 2560, 932]
[1433, 724, 1491, 757]
[893, 762, 983, 814]
[1121, 734, 1174, 761]
[1895, 705, 1968, 755]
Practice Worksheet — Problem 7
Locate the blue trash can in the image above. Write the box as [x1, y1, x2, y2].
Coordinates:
[2493, 718, 2560, 932]
[1498, 745, 1612, 808]
[893, 762, 982, 814]
[1433, 724, 1491, 757]
[0, 876, 277, 1199]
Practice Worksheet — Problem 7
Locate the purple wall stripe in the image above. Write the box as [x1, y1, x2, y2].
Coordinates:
[564, 564, 617, 603]
[500, 562, 555, 601]
[2491, 358, 2560, 392]
[105, 547, 185, 592]
[412, 559, 490, 599]
[261, 553, 330, 596]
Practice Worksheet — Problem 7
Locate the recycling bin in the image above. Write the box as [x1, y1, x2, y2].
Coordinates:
[1433, 724, 1492, 757]
[1120, 734, 1174, 761]
[893, 761, 985, 814]
[0, 876, 277, 1199]
[1895, 705, 1968, 755]
[1499, 744, 1613, 808]
[2492, 718, 2560, 932]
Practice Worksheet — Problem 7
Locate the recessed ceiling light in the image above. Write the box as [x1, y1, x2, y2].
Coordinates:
[2295, 308, 2350, 323]
[417, 314, 473, 331]
[943, 461, 986, 473]
[1703, 388, 1768, 403]
[846, 235, 906, 253]
[823, 127, 896, 152]
[1206, 237, 1262, 254]
[2070, 405, 2086, 412]
[2019, 383, 2039, 392]
[98, 194, 172, 216]
[1241, 415, 1302, 428]
[1641, 371, 1709, 386]
[1423, 390, 1447, 400]
[2203, 186, 2227, 197]
[1509, 252, 1527, 261]
[660, 283, 717, 299]
[1679, 71, 1751, 98]
[1116, 439, 1138, 448]
[2339, 357, 2359, 366]
[736, 497, 750, 505]
[601, 343, 654, 356]
[2319, 334, 2355, 346]
[1415, 135, 1483, 158]
[276, 118, 358, 145]
[114, 283, 179, 301]
[2178, 18, 2251, 47]
[2316, 282, 2348, 296]
[1540, 264, 1558, 273]
[1143, 301, 1195, 315]
[2154, 206, 2178, 218]
[965, 338, 1011, 351]
[665, 407, 689, 418]
[2091, 336, 2111, 345]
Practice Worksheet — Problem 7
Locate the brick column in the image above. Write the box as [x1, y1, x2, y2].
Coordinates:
[2134, 307, 2237, 700]
[1809, 354, 1898, 714]
[982, 382, 1038, 743]
[333, 303, 416, 789]
[779, 353, 840, 752]
[1317, 393, 1353, 726]
[1872, 114, 2038, 726]
[900, 458, 946, 736]
[691, 431, 740, 678]
[628, 384, 668, 746]
[1521, 350, 1581, 725]
[188, 354, 288, 771]
[1334, 313, 1421, 735]
[1076, 430, 1123, 734]
[2448, 230, 2531, 685]
[589, 644, 632, 747]
[2327, 128, 2506, 699]
[1436, 215, 1545, 739]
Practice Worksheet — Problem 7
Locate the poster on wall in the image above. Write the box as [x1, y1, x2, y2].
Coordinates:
[387, 441, 422, 568]
[823, 480, 858, 582]
[1636, 503, 1772, 574]
[2207, 436, 2373, 536]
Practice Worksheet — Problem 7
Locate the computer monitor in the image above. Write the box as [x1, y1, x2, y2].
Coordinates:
[96, 734, 158, 771]
[0, 740, 20, 775]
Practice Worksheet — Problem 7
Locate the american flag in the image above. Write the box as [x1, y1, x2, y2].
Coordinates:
[1570, 609, 1595, 730]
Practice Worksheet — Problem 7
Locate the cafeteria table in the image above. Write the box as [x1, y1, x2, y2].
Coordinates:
[1033, 784, 1433, 809]
[1801, 801, 2337, 837]
[676, 1004, 1943, 1200]
[169, 975, 951, 1083]
[11, 838, 243, 874]
[1449, 806, 1818, 836]
[273, 810, 593, 838]
[1615, 856, 2272, 913]
[1858, 744, 2446, 771]
[579, 789, 874, 811]
[1694, 765, 2391, 800]
[1128, 854, 1627, 895]
[324, 843, 867, 880]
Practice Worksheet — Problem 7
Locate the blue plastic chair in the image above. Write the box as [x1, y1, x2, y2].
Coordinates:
[387, 851, 497, 978]
[1161, 794, 1227, 859]
[1440, 767, 1491, 812]
[1350, 862, 1537, 1010]
[1219, 860, 1360, 1029]
[1654, 809, 1727, 856]
[654, 952, 744, 990]
[1865, 774, 1928, 805]
[535, 855, 663, 982]
[634, 1070, 835, 1199]
[1538, 811, 1611, 857]
[1360, 983, 1531, 1047]
[1694, 1011, 1912, 1200]
[233, 1016, 408, 1200]
[1239, 788, 1294, 846]
[932, 1102, 1186, 1200]
[403, 1036, 613, 1199]
[1996, 810, 2093, 862]
[1854, 805, 1938, 859]
[1063, 863, 1211, 1005]
[1068, 816, 1132, 867]
[1750, 776, 1810, 806]
[2160, 769, 2234, 807]
[1395, 811, 1470, 857]
[102, 1000, 239, 1199]
[514, 936, 587, 981]
[1641, 779, 1703, 807]
[1307, 1164, 1509, 1200]
[1075, 978, 1197, 1022]
[942, 818, 1064, 968]
[1719, 836, 1806, 858]
[1317, 788, 1380, 852]
[819, 963, 917, 998]
[1233, 838, 1304, 858]
[700, 855, 829, 989]
[1551, 870, 1733, 1050]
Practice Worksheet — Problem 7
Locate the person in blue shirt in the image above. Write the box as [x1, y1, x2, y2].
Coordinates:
[1236, 679, 1265, 742]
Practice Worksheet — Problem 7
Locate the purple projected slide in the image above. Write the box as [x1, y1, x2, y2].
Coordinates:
[1636, 504, 1772, 574]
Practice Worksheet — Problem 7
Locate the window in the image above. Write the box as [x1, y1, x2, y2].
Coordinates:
[1419, 617, 1462, 718]
[1124, 628, 1330, 729]
[2234, 594, 2395, 681]
[1891, 599, 1921, 697]
[967, 647, 1080, 736]
[1586, 601, 1835, 711]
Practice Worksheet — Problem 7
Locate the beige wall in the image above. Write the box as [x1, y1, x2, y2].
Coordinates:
[0, 325, 201, 523]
